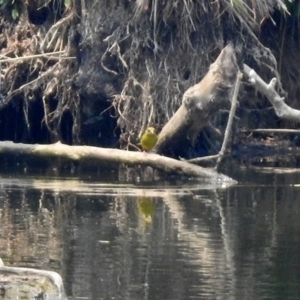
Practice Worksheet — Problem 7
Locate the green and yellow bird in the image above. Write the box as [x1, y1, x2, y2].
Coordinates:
[140, 127, 158, 151]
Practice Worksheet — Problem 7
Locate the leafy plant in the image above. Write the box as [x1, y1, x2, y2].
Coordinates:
[0, 0, 19, 20]
[11, 6, 18, 19]
[64, 0, 71, 9]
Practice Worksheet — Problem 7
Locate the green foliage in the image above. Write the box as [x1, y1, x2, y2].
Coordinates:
[11, 7, 18, 19]
[64, 0, 71, 8]
[0, 0, 19, 20]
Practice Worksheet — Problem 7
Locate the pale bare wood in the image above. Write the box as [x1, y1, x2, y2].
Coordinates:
[155, 43, 239, 155]
[0, 51, 75, 62]
[215, 71, 243, 171]
[241, 128, 300, 133]
[243, 64, 300, 122]
[187, 154, 219, 163]
[0, 141, 236, 183]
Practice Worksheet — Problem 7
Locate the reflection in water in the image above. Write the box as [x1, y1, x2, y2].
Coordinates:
[0, 177, 300, 299]
[137, 196, 155, 226]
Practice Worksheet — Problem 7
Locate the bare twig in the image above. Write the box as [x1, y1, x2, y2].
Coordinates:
[187, 154, 219, 163]
[215, 71, 242, 171]
[241, 128, 300, 134]
[244, 64, 300, 122]
[40, 13, 74, 51]
[0, 51, 74, 62]
[101, 47, 118, 75]
[3, 64, 60, 105]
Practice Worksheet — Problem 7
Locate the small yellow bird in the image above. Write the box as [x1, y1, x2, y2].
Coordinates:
[140, 127, 158, 151]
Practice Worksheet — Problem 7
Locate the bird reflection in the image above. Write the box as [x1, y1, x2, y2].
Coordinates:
[137, 196, 155, 226]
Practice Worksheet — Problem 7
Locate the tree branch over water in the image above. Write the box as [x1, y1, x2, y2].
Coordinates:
[243, 64, 300, 122]
[0, 141, 236, 183]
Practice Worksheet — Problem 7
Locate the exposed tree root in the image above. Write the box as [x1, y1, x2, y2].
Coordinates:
[0, 1, 80, 143]
[2, 63, 60, 106]
[40, 12, 75, 52]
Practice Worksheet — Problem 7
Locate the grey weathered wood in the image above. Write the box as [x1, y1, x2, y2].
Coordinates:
[243, 64, 300, 122]
[215, 71, 242, 171]
[0, 141, 236, 183]
[155, 43, 239, 155]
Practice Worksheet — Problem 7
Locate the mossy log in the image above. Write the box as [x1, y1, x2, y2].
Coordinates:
[0, 141, 236, 183]
[155, 43, 239, 155]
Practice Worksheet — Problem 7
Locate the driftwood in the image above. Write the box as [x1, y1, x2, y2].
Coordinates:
[243, 64, 300, 122]
[0, 141, 236, 183]
[155, 43, 239, 155]
[0, 258, 65, 299]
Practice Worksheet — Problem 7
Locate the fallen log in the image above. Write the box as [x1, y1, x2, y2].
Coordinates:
[155, 43, 239, 156]
[0, 141, 236, 183]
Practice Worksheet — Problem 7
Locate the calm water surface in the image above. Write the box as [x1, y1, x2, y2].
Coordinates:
[1, 171, 300, 300]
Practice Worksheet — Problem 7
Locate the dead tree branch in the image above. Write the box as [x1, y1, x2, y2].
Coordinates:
[215, 71, 242, 171]
[243, 64, 300, 122]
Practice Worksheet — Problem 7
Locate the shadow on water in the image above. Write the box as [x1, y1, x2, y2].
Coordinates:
[1, 171, 300, 299]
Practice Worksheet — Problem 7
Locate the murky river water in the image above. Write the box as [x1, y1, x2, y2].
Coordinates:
[1, 169, 300, 300]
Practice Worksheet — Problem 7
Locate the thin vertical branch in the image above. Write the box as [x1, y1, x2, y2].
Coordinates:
[215, 71, 243, 171]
